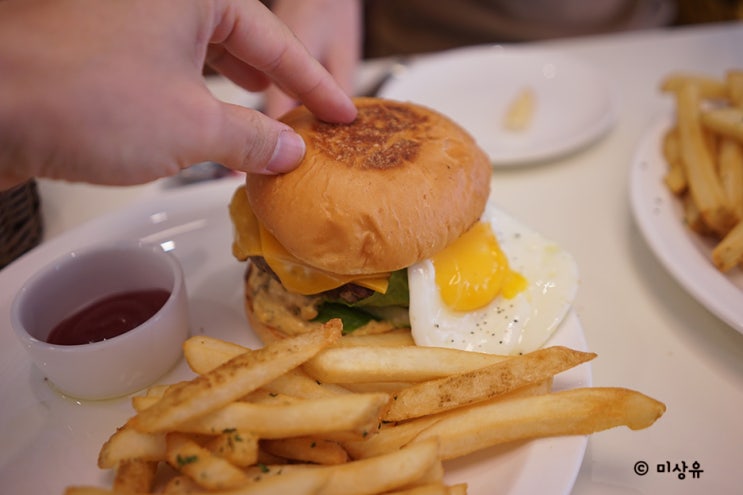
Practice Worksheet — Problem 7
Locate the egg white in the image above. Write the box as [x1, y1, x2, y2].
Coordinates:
[408, 199, 579, 355]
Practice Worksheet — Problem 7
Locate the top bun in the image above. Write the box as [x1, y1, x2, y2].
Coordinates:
[245, 97, 491, 275]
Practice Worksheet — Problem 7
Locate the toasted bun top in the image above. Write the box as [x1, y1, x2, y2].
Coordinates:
[245, 97, 491, 275]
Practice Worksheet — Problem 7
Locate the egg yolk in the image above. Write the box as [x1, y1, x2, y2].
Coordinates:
[432, 221, 527, 311]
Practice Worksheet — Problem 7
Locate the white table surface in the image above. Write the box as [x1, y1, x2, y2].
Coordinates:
[20, 21, 743, 495]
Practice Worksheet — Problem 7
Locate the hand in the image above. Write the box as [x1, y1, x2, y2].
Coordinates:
[264, 0, 362, 119]
[0, 0, 357, 189]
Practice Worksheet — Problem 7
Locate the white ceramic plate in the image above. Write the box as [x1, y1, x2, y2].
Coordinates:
[380, 45, 615, 166]
[0, 178, 590, 494]
[629, 113, 743, 334]
[206, 75, 263, 109]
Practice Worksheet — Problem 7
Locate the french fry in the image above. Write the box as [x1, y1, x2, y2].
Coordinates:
[97, 422, 166, 469]
[320, 439, 442, 495]
[334, 328, 416, 347]
[676, 85, 737, 236]
[162, 474, 201, 494]
[197, 463, 329, 494]
[383, 346, 595, 421]
[414, 387, 666, 460]
[342, 381, 414, 394]
[712, 220, 743, 271]
[344, 416, 441, 460]
[241, 389, 303, 405]
[448, 484, 468, 495]
[131, 394, 162, 412]
[174, 392, 389, 440]
[206, 429, 259, 467]
[261, 437, 349, 465]
[112, 459, 157, 493]
[414, 457, 446, 485]
[664, 167, 684, 197]
[718, 138, 743, 221]
[682, 194, 714, 237]
[503, 86, 536, 132]
[144, 383, 171, 398]
[234, 440, 440, 495]
[351, 376, 552, 400]
[222, 470, 329, 495]
[130, 321, 342, 433]
[304, 345, 509, 384]
[660, 72, 728, 99]
[263, 367, 350, 398]
[64, 489, 116, 495]
[185, 335, 349, 398]
[166, 432, 251, 490]
[662, 127, 686, 194]
[383, 483, 452, 495]
[703, 126, 719, 166]
[242, 462, 301, 481]
[132, 383, 175, 411]
[701, 106, 743, 143]
[183, 334, 248, 374]
[727, 70, 743, 108]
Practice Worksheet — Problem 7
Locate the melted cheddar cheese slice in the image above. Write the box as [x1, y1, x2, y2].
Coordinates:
[229, 187, 389, 296]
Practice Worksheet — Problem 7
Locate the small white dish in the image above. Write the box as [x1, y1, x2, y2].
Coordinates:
[380, 45, 615, 166]
[629, 113, 743, 334]
[11, 241, 190, 400]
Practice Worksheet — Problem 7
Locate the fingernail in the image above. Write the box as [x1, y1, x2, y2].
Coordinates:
[265, 130, 305, 174]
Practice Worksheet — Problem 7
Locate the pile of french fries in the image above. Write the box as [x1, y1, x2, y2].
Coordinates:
[660, 70, 743, 272]
[65, 320, 665, 495]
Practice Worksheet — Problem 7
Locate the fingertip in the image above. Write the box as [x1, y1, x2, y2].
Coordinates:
[316, 84, 357, 123]
[335, 95, 358, 123]
[263, 129, 305, 174]
[209, 103, 306, 176]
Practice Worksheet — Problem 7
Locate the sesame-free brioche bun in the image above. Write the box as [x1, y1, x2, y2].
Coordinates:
[245, 97, 491, 275]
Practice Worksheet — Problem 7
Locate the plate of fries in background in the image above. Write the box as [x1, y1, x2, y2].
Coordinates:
[0, 178, 666, 495]
[630, 70, 743, 334]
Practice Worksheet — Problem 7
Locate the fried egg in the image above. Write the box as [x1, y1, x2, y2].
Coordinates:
[408, 198, 579, 355]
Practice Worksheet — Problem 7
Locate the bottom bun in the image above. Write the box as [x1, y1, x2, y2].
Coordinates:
[243, 275, 287, 345]
[243, 262, 328, 344]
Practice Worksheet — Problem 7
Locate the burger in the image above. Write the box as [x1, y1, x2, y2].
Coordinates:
[229, 97, 579, 354]
[228, 97, 489, 341]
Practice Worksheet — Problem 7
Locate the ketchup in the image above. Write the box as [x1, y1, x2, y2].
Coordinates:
[46, 289, 171, 345]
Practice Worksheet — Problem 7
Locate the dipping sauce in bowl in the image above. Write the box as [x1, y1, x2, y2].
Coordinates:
[46, 288, 171, 345]
[11, 241, 190, 400]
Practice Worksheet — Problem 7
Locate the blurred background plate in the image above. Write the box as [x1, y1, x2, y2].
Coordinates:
[380, 45, 615, 166]
[630, 113, 743, 334]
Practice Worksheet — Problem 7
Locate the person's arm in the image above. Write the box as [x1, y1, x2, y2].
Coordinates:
[0, 0, 357, 189]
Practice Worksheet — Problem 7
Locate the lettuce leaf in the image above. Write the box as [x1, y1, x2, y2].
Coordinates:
[312, 303, 378, 334]
[313, 270, 410, 333]
[351, 269, 409, 308]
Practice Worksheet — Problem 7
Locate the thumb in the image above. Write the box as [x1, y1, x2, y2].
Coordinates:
[211, 103, 306, 175]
